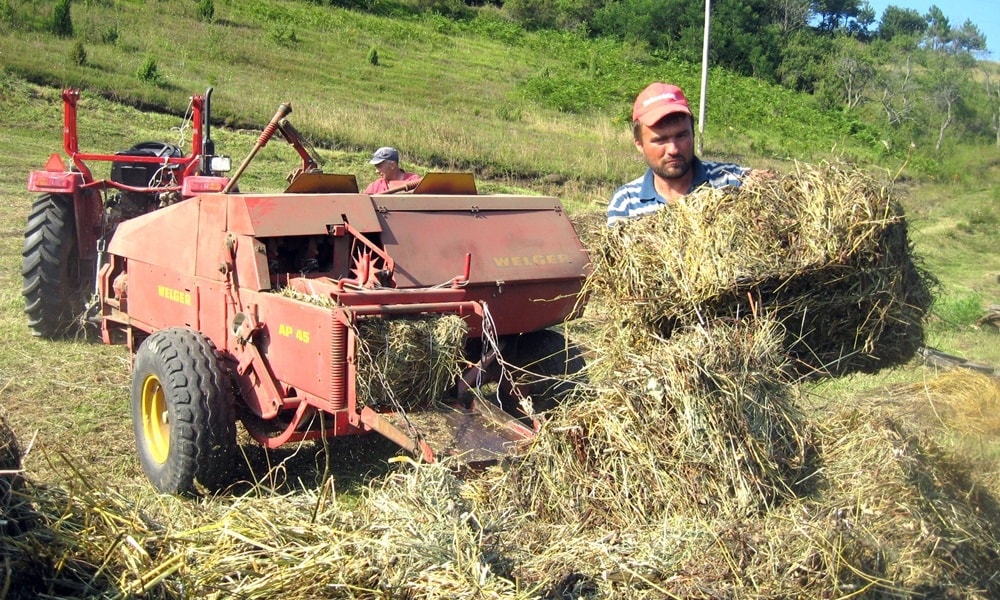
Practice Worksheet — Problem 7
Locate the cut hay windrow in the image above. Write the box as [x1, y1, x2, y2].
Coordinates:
[587, 161, 935, 377]
[4, 391, 999, 599]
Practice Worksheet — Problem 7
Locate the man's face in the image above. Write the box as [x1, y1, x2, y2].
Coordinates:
[374, 160, 399, 180]
[635, 113, 694, 180]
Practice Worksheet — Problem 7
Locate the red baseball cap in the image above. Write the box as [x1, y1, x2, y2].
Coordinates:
[632, 82, 692, 126]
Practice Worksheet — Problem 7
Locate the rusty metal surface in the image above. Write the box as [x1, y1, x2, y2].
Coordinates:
[226, 194, 382, 236]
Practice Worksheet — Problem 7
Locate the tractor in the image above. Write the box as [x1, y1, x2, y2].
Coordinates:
[24, 88, 233, 339]
[23, 91, 590, 495]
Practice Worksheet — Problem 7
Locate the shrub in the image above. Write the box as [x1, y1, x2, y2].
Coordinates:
[51, 0, 73, 38]
[0, 3, 19, 31]
[136, 56, 160, 84]
[100, 25, 119, 45]
[367, 47, 379, 66]
[269, 24, 298, 46]
[70, 41, 87, 67]
[197, 0, 215, 22]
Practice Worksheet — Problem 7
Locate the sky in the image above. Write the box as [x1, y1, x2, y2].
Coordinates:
[863, 0, 1000, 59]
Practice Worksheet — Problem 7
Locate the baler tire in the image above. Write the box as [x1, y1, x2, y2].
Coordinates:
[500, 329, 585, 415]
[21, 193, 93, 338]
[131, 328, 236, 496]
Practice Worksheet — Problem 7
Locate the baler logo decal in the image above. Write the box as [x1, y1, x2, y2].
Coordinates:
[157, 285, 191, 306]
[493, 254, 570, 268]
[278, 324, 311, 344]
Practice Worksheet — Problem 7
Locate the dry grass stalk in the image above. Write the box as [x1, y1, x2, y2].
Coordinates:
[1, 454, 535, 599]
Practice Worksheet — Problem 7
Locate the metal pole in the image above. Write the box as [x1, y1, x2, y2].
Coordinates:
[698, 0, 711, 156]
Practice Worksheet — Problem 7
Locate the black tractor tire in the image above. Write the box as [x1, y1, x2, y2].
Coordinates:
[131, 328, 237, 495]
[499, 329, 586, 415]
[21, 193, 93, 338]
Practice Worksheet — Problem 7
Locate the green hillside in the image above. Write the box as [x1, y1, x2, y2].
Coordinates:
[2, 0, 902, 195]
[1, 0, 996, 339]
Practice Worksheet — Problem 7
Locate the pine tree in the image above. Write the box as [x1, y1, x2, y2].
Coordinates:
[52, 0, 73, 38]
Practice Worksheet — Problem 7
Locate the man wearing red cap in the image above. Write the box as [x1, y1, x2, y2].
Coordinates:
[607, 82, 753, 226]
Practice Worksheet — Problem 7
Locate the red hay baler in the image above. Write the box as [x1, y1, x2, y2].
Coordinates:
[24, 92, 591, 494]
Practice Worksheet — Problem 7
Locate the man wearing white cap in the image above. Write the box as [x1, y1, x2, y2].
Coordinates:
[363, 146, 422, 194]
[607, 82, 757, 227]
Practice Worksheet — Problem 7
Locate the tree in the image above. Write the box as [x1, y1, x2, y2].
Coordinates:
[770, 0, 811, 35]
[923, 5, 950, 51]
[949, 19, 986, 55]
[845, 2, 875, 40]
[922, 56, 965, 151]
[811, 0, 862, 32]
[876, 53, 916, 128]
[830, 35, 876, 110]
[777, 29, 834, 92]
[878, 5, 926, 42]
[51, 0, 72, 38]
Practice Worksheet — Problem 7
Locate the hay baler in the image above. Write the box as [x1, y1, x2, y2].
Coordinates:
[87, 103, 590, 494]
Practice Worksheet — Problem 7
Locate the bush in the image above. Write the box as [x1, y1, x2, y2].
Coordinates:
[100, 25, 119, 45]
[136, 56, 160, 84]
[269, 24, 298, 46]
[368, 47, 379, 66]
[70, 41, 87, 67]
[0, 3, 19, 30]
[198, 0, 215, 22]
[51, 0, 73, 38]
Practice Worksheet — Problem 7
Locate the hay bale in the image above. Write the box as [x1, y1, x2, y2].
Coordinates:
[354, 314, 469, 410]
[587, 161, 935, 377]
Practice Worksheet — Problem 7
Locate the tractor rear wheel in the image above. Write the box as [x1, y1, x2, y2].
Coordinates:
[499, 329, 586, 415]
[131, 328, 236, 495]
[21, 193, 93, 338]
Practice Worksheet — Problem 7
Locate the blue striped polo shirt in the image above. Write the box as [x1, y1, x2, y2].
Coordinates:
[607, 158, 749, 227]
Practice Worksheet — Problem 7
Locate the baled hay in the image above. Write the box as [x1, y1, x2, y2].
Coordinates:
[354, 314, 469, 410]
[483, 318, 810, 528]
[588, 161, 935, 376]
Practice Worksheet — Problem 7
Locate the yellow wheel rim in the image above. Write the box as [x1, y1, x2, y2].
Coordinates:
[140, 375, 170, 464]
